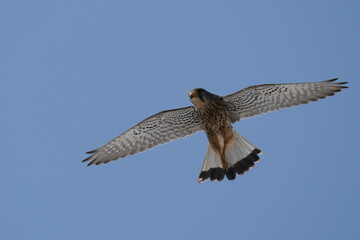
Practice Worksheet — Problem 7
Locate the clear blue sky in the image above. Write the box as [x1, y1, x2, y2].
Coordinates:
[1, 1, 359, 239]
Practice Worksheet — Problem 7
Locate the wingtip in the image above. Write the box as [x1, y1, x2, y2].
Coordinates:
[324, 78, 339, 83]
[338, 82, 348, 87]
[335, 81, 348, 85]
[323, 78, 348, 89]
[82, 155, 92, 162]
[82, 153, 96, 166]
[85, 159, 97, 166]
[86, 149, 97, 154]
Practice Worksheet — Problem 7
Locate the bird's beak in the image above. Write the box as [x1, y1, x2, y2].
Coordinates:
[188, 90, 196, 99]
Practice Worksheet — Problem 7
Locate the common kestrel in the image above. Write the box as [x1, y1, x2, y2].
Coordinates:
[83, 78, 347, 182]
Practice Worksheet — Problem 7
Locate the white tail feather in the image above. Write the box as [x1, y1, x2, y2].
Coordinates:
[226, 131, 262, 165]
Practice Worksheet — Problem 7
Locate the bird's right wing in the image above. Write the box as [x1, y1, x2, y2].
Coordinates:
[224, 78, 348, 122]
[83, 106, 202, 166]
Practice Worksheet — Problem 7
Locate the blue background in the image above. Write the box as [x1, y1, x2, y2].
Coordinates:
[1, 1, 359, 239]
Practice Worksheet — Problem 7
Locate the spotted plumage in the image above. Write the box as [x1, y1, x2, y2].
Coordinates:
[83, 78, 347, 183]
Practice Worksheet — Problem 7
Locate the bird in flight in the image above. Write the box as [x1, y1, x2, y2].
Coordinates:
[83, 78, 347, 183]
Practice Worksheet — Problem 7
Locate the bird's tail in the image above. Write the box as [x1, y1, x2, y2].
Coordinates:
[198, 130, 262, 183]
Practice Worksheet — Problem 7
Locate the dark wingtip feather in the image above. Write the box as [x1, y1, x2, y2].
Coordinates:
[87, 159, 97, 166]
[324, 78, 338, 83]
[82, 155, 93, 163]
[86, 149, 97, 154]
[324, 78, 348, 87]
[82, 148, 100, 166]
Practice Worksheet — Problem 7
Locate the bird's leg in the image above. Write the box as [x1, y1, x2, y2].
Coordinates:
[221, 127, 235, 169]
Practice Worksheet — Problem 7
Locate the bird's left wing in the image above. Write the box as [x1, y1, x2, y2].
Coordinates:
[224, 78, 348, 123]
[83, 106, 202, 166]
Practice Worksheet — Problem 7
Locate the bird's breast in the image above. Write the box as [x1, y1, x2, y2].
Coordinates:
[195, 101, 232, 133]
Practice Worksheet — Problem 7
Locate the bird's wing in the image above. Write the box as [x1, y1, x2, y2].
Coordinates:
[224, 78, 348, 122]
[83, 106, 202, 166]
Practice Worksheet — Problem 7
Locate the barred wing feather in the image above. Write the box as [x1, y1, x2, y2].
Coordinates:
[224, 78, 348, 122]
[83, 106, 202, 166]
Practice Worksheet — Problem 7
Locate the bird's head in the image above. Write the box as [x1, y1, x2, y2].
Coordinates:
[188, 88, 218, 106]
